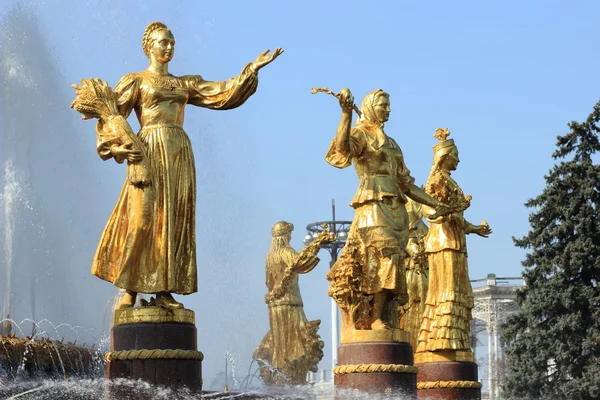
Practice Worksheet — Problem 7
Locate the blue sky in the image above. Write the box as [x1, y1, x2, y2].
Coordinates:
[1, 0, 599, 389]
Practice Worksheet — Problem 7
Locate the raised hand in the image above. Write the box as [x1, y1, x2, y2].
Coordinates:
[252, 48, 284, 71]
[338, 88, 355, 114]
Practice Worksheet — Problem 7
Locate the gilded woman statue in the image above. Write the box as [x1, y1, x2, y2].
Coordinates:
[253, 222, 333, 385]
[325, 88, 451, 334]
[416, 129, 492, 355]
[399, 197, 429, 350]
[71, 22, 282, 310]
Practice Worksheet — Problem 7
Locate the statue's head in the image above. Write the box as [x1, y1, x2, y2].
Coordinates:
[271, 221, 294, 238]
[432, 128, 459, 172]
[142, 22, 175, 64]
[359, 89, 391, 125]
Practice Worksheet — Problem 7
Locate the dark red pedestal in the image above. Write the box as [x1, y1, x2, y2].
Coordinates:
[106, 322, 202, 397]
[334, 342, 417, 399]
[416, 362, 481, 400]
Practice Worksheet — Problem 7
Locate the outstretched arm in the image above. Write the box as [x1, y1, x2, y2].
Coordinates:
[406, 184, 444, 210]
[464, 219, 492, 237]
[290, 246, 321, 274]
[185, 48, 283, 110]
[291, 229, 336, 274]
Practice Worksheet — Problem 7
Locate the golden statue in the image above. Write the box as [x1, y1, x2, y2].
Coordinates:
[415, 128, 492, 360]
[319, 88, 458, 340]
[253, 222, 333, 385]
[71, 22, 283, 310]
[399, 197, 429, 350]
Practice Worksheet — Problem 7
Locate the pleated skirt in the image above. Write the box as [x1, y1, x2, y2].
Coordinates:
[416, 249, 473, 352]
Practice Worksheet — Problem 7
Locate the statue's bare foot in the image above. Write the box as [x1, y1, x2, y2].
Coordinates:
[117, 291, 137, 310]
[156, 292, 184, 310]
[371, 319, 391, 330]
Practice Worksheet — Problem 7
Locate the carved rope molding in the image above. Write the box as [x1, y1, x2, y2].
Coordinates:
[105, 349, 204, 362]
[333, 363, 418, 375]
[417, 380, 483, 390]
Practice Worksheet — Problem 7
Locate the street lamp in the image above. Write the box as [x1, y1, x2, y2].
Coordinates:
[304, 199, 351, 372]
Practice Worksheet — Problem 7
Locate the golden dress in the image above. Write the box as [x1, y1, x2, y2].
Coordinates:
[254, 245, 324, 385]
[91, 66, 258, 294]
[399, 198, 429, 350]
[325, 120, 414, 304]
[417, 170, 473, 352]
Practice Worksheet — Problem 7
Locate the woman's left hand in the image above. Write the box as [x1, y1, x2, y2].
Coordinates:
[252, 48, 284, 71]
[474, 222, 492, 238]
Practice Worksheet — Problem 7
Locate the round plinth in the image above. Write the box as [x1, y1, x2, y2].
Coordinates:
[416, 362, 481, 400]
[334, 342, 417, 399]
[106, 308, 202, 395]
[114, 307, 195, 326]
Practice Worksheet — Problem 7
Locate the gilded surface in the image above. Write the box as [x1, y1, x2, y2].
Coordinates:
[414, 349, 475, 363]
[105, 349, 204, 361]
[71, 22, 282, 310]
[417, 380, 482, 389]
[340, 328, 409, 344]
[399, 198, 429, 350]
[320, 88, 455, 340]
[333, 363, 418, 375]
[253, 222, 332, 385]
[416, 129, 492, 356]
[113, 307, 195, 326]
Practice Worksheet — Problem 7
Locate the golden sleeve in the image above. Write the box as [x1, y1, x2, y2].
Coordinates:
[183, 63, 259, 110]
[325, 127, 366, 169]
[280, 247, 320, 274]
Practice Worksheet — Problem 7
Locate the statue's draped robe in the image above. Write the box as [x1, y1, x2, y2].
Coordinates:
[417, 170, 474, 352]
[254, 246, 323, 385]
[92, 66, 258, 294]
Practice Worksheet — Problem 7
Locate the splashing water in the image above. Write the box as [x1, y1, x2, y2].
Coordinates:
[0, 2, 114, 333]
[226, 350, 241, 391]
[0, 318, 105, 381]
[0, 377, 444, 400]
[0, 160, 32, 327]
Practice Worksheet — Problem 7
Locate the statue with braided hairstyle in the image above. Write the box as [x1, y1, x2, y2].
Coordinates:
[253, 221, 333, 385]
[71, 22, 283, 310]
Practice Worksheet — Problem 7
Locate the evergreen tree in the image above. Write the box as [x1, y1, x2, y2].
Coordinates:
[502, 100, 600, 400]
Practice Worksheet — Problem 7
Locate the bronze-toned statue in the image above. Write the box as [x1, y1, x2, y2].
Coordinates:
[416, 129, 492, 357]
[71, 22, 283, 310]
[253, 222, 333, 385]
[321, 88, 455, 339]
[399, 197, 429, 350]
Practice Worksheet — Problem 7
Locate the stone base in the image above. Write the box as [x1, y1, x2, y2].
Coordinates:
[334, 341, 417, 399]
[106, 308, 202, 397]
[416, 361, 481, 400]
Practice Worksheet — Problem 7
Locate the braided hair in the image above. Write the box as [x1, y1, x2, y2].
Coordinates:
[142, 22, 169, 58]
